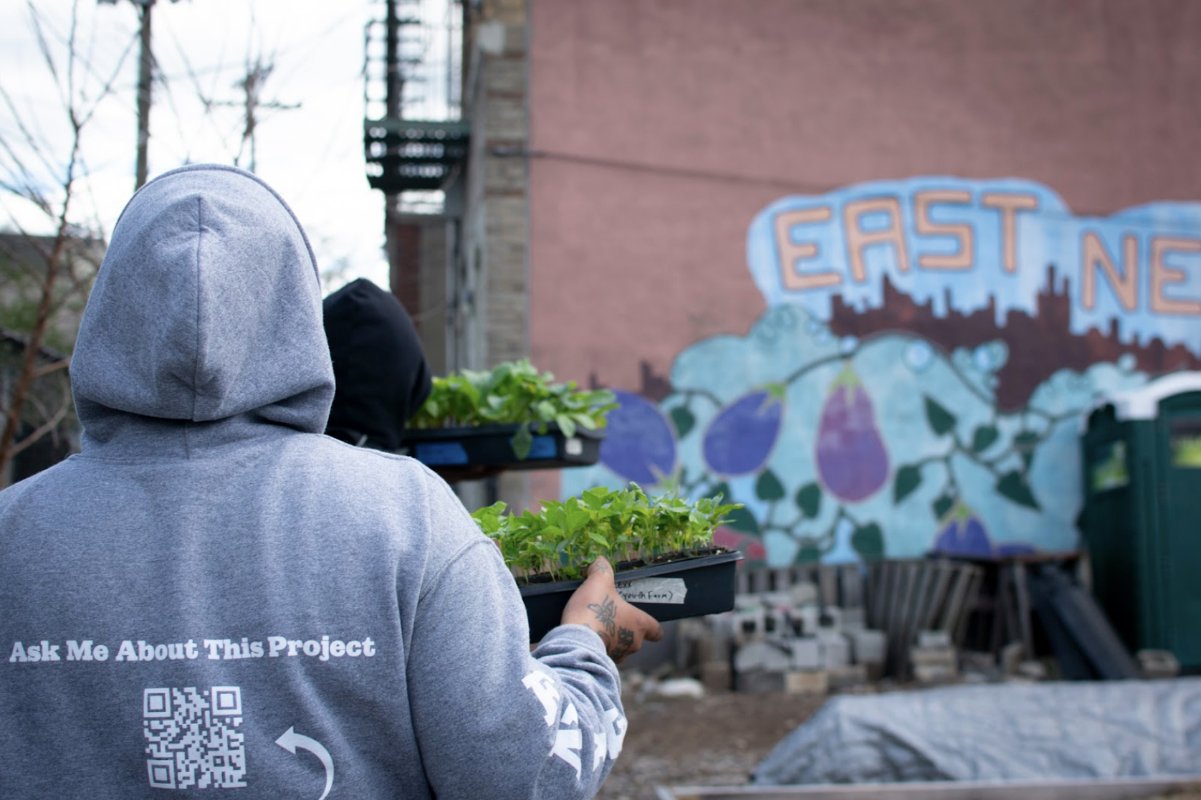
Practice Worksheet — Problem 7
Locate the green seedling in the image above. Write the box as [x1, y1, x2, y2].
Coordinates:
[408, 359, 618, 458]
[472, 485, 741, 582]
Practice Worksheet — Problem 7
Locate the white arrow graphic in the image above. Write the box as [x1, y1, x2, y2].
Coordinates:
[276, 726, 334, 800]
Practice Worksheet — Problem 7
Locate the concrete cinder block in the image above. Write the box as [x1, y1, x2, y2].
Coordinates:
[789, 638, 821, 670]
[735, 640, 791, 673]
[700, 660, 732, 693]
[816, 605, 843, 631]
[910, 645, 957, 667]
[730, 608, 765, 643]
[737, 668, 786, 694]
[1138, 649, 1181, 679]
[790, 606, 820, 638]
[789, 581, 819, 607]
[840, 606, 867, 630]
[762, 609, 790, 637]
[911, 645, 958, 684]
[827, 663, 869, 690]
[913, 661, 958, 684]
[785, 670, 829, 695]
[848, 629, 886, 666]
[917, 629, 952, 649]
[818, 631, 850, 669]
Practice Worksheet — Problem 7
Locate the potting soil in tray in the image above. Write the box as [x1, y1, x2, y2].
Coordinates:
[398, 423, 602, 471]
[520, 549, 743, 642]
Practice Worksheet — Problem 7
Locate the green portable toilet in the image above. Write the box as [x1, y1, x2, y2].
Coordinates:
[1080, 371, 1201, 672]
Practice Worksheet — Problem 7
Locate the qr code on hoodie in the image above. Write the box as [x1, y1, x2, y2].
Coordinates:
[143, 686, 246, 789]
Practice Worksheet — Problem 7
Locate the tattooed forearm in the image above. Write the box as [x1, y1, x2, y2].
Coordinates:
[587, 596, 618, 638]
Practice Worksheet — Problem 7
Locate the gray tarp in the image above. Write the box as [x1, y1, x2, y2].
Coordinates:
[752, 678, 1201, 786]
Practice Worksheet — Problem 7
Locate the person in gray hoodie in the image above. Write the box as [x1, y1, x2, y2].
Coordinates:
[0, 164, 661, 799]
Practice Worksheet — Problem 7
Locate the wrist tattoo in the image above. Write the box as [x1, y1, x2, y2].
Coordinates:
[587, 596, 618, 638]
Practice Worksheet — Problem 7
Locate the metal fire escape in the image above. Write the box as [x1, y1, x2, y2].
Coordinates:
[363, 0, 467, 201]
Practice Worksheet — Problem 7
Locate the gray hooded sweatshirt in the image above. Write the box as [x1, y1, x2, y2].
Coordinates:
[0, 164, 625, 799]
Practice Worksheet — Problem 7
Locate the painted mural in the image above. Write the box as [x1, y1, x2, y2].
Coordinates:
[564, 177, 1201, 566]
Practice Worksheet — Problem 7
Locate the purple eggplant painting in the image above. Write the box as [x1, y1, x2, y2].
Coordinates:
[815, 365, 889, 502]
[931, 502, 993, 557]
[702, 388, 784, 476]
[598, 390, 677, 485]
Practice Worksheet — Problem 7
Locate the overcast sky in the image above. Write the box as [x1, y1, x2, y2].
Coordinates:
[0, 0, 397, 291]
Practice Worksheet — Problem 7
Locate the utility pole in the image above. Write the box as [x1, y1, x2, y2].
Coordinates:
[99, 0, 179, 190]
[214, 58, 300, 173]
[134, 0, 153, 189]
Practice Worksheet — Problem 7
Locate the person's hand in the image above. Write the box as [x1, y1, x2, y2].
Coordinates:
[561, 557, 663, 663]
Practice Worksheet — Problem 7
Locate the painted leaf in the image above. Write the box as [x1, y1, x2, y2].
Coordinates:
[924, 396, 956, 436]
[708, 481, 733, 503]
[723, 506, 761, 535]
[755, 469, 785, 501]
[893, 464, 922, 504]
[669, 405, 696, 438]
[816, 367, 889, 502]
[1015, 431, 1040, 468]
[971, 425, 999, 453]
[794, 482, 822, 518]
[851, 523, 885, 560]
[598, 390, 677, 485]
[931, 503, 992, 557]
[702, 390, 784, 476]
[932, 492, 955, 520]
[797, 544, 823, 564]
[996, 470, 1040, 510]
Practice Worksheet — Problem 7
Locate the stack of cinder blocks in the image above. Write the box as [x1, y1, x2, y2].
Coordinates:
[721, 582, 887, 694]
[909, 629, 958, 684]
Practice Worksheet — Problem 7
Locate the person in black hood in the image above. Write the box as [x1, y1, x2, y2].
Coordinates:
[322, 278, 432, 450]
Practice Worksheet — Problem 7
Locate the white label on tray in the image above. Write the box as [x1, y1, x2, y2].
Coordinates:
[564, 438, 583, 456]
[616, 577, 687, 605]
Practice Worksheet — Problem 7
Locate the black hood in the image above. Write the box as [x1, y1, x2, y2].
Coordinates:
[322, 278, 431, 450]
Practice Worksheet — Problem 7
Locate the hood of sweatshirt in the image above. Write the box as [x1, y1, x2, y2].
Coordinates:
[322, 278, 431, 451]
[70, 164, 335, 452]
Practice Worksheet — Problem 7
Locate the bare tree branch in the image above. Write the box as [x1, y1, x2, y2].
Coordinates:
[33, 359, 71, 380]
[7, 397, 70, 460]
[0, 2, 93, 486]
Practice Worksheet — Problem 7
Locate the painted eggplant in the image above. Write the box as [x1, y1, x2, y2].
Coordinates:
[702, 389, 784, 476]
[598, 390, 677, 485]
[815, 366, 889, 502]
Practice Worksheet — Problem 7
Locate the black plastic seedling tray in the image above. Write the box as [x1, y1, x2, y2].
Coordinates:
[520, 549, 743, 642]
[398, 423, 602, 480]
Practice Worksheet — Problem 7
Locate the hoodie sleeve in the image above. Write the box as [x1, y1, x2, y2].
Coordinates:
[406, 491, 627, 800]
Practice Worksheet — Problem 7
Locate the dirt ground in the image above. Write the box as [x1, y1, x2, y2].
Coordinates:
[597, 687, 828, 800]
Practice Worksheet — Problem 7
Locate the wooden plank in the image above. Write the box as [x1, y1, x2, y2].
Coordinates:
[1012, 561, 1035, 657]
[953, 566, 983, 645]
[819, 565, 838, 607]
[841, 564, 863, 609]
[657, 775, 1201, 799]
